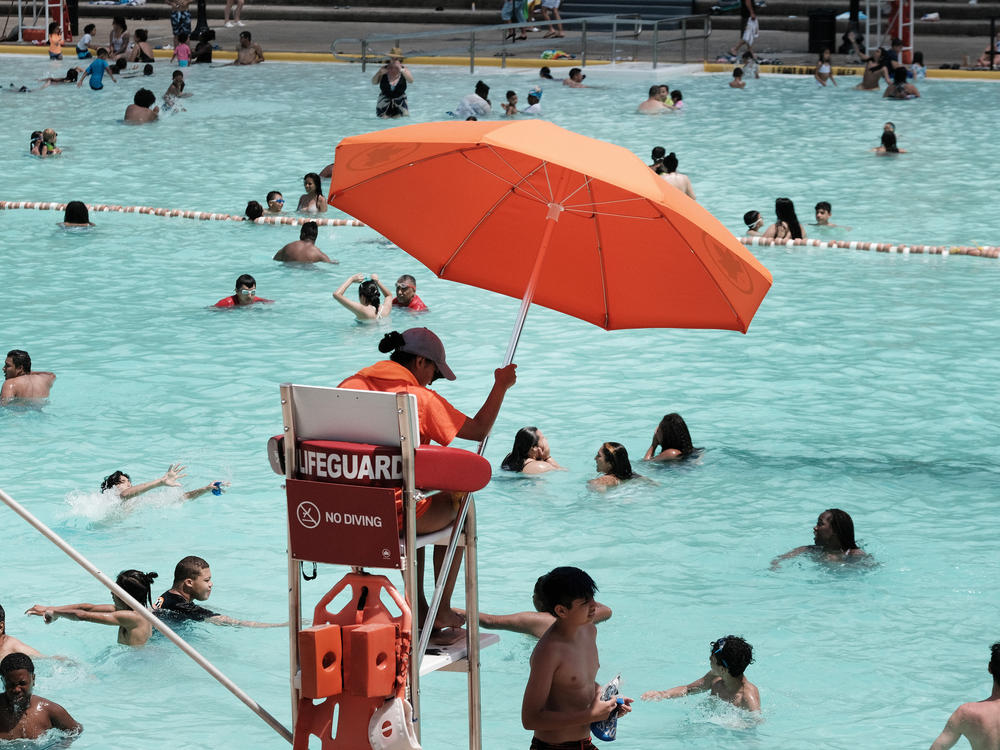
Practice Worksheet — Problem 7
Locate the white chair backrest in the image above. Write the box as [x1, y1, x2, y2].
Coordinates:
[282, 384, 419, 448]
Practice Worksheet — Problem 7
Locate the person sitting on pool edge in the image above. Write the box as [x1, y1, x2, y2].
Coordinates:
[644, 412, 696, 462]
[154, 556, 283, 627]
[273, 221, 336, 263]
[235, 31, 264, 65]
[213, 274, 274, 308]
[2, 350, 56, 406]
[0, 604, 41, 660]
[589, 441, 640, 489]
[0, 653, 81, 740]
[771, 508, 867, 568]
[101, 464, 228, 503]
[929, 641, 1000, 750]
[25, 570, 159, 646]
[374, 274, 428, 311]
[123, 88, 158, 124]
[641, 635, 760, 712]
[501, 426, 565, 474]
[339, 328, 517, 643]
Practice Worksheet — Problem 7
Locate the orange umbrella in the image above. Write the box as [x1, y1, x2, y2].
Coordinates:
[330, 120, 771, 356]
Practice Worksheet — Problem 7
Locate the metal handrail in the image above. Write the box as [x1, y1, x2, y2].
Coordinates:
[331, 13, 712, 71]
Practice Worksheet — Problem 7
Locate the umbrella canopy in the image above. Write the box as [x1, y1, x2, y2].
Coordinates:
[330, 119, 772, 332]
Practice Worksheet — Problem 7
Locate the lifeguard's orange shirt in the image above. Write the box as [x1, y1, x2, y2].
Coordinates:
[338, 360, 467, 446]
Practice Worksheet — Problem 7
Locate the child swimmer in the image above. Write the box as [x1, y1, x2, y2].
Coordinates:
[642, 635, 760, 712]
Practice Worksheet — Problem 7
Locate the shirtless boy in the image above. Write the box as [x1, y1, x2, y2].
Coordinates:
[641, 635, 761, 711]
[235, 31, 264, 65]
[521, 567, 632, 749]
[0, 605, 41, 660]
[1, 350, 55, 406]
[154, 556, 283, 627]
[0, 653, 81, 740]
[930, 641, 1000, 750]
[273, 221, 336, 263]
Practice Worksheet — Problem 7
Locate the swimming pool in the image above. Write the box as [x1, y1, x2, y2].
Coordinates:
[3, 56, 1000, 749]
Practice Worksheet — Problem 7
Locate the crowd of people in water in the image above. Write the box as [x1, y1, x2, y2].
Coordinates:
[6, 25, 998, 750]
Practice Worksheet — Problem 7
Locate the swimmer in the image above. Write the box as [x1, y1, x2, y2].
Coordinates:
[36, 128, 61, 157]
[245, 200, 264, 221]
[563, 67, 586, 88]
[522, 90, 542, 114]
[0, 605, 41, 660]
[265, 190, 284, 214]
[59, 200, 94, 227]
[124, 88, 159, 124]
[25, 570, 159, 646]
[522, 567, 632, 747]
[213, 273, 274, 307]
[659, 152, 696, 200]
[234, 31, 264, 65]
[812, 200, 850, 228]
[0, 653, 81, 740]
[642, 635, 760, 712]
[154, 556, 284, 627]
[297, 172, 327, 214]
[332, 273, 392, 321]
[670, 89, 684, 109]
[502, 90, 519, 116]
[1, 350, 55, 406]
[273, 221, 336, 263]
[452, 80, 491, 119]
[100, 464, 229, 502]
[884, 66, 920, 99]
[77, 48, 116, 91]
[589, 441, 640, 489]
[929, 641, 1000, 750]
[657, 84, 672, 106]
[762, 197, 806, 240]
[874, 130, 906, 154]
[814, 47, 837, 86]
[649, 145, 666, 172]
[743, 210, 764, 236]
[770, 508, 868, 568]
[373, 274, 429, 311]
[501, 426, 566, 474]
[643, 412, 695, 461]
[163, 70, 191, 109]
[729, 67, 746, 88]
[339, 328, 517, 643]
[539, 66, 555, 80]
[38, 66, 83, 87]
[854, 42, 891, 90]
[638, 84, 669, 113]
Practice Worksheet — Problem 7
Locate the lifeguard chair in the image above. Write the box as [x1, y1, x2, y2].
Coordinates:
[268, 383, 498, 749]
[15, 0, 72, 43]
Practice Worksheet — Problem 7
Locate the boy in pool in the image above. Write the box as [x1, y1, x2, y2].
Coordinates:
[930, 641, 1000, 750]
[729, 67, 745, 88]
[521, 567, 632, 749]
[641, 635, 760, 712]
[0, 653, 81, 740]
[0, 605, 41, 660]
[502, 90, 519, 116]
[77, 48, 116, 91]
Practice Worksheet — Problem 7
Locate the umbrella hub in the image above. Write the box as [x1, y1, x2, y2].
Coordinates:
[546, 202, 564, 222]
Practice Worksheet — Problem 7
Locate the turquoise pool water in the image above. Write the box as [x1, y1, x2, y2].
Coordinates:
[2, 56, 1000, 749]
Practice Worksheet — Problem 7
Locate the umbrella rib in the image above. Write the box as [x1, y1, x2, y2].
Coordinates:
[587, 177, 612, 329]
[464, 147, 551, 206]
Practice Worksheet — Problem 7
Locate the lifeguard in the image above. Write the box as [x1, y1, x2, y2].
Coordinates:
[338, 327, 516, 643]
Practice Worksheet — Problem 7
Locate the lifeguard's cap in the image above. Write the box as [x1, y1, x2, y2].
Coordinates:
[399, 328, 456, 381]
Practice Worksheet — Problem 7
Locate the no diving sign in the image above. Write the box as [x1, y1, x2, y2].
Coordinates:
[286, 479, 401, 569]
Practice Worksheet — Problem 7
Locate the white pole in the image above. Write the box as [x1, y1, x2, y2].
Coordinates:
[0, 487, 293, 745]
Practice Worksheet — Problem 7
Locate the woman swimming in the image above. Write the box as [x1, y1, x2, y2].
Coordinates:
[297, 172, 327, 213]
[883, 66, 919, 99]
[501, 427, 566, 474]
[762, 197, 806, 240]
[873, 130, 905, 155]
[60, 201, 94, 227]
[332, 273, 392, 321]
[589, 442, 639, 488]
[101, 464, 228, 502]
[643, 413, 695, 462]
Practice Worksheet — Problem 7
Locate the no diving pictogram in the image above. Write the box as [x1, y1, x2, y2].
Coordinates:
[296, 501, 321, 529]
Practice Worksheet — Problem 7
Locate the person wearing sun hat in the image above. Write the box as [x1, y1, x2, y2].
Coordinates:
[338, 327, 517, 644]
[372, 46, 413, 118]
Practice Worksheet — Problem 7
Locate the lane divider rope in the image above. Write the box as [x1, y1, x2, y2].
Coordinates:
[740, 235, 1000, 259]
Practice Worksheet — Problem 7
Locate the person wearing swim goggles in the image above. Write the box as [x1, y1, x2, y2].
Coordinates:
[265, 191, 284, 214]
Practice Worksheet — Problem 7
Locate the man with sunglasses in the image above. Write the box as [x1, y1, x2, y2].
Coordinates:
[273, 221, 335, 263]
[375, 274, 428, 312]
[213, 274, 274, 308]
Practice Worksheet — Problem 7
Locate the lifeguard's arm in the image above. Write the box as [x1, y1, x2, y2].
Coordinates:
[522, 650, 618, 730]
[929, 708, 965, 750]
[207, 614, 286, 628]
[641, 671, 714, 701]
[333, 274, 376, 319]
[118, 463, 186, 500]
[456, 364, 517, 442]
[770, 545, 810, 569]
[182, 480, 229, 501]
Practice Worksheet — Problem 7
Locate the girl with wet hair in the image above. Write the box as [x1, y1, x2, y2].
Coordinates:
[874, 130, 905, 155]
[644, 412, 695, 461]
[61, 201, 94, 227]
[332, 273, 392, 322]
[763, 197, 806, 240]
[501, 426, 565, 473]
[297, 172, 328, 213]
[771, 508, 867, 568]
[244, 200, 263, 221]
[25, 570, 159, 646]
[100, 463, 227, 502]
[589, 442, 640, 488]
[659, 152, 697, 199]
